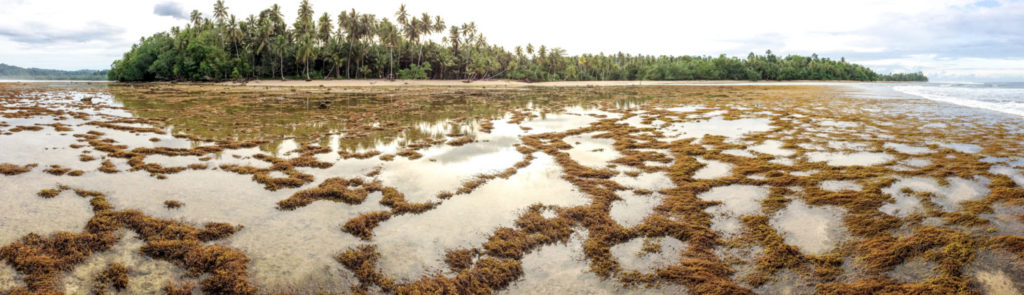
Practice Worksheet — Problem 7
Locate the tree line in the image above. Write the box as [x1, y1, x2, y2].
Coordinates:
[108, 0, 928, 82]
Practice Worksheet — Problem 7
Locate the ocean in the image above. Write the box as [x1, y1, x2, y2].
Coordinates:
[892, 82, 1024, 117]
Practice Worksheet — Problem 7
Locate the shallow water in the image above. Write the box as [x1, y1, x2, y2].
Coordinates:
[564, 133, 621, 168]
[967, 250, 1024, 295]
[659, 116, 773, 141]
[4, 83, 1024, 294]
[770, 200, 848, 255]
[820, 180, 863, 192]
[609, 191, 665, 228]
[883, 142, 933, 155]
[62, 230, 184, 294]
[879, 176, 990, 216]
[608, 236, 686, 273]
[698, 185, 769, 236]
[0, 263, 20, 292]
[805, 151, 894, 167]
[373, 153, 587, 282]
[503, 231, 688, 294]
[693, 157, 733, 179]
[749, 140, 795, 157]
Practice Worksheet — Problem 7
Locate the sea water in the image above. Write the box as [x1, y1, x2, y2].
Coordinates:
[892, 82, 1024, 117]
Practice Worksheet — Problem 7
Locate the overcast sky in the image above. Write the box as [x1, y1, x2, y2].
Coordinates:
[1, 0, 1022, 81]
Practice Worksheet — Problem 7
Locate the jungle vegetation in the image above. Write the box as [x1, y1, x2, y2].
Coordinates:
[107, 0, 928, 82]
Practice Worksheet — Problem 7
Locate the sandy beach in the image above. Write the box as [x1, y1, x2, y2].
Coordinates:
[224, 79, 874, 88]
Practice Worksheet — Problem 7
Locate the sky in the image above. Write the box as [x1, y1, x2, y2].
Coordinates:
[1, 0, 1022, 82]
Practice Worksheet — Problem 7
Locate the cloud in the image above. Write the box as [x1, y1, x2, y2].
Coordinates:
[0, 21, 123, 44]
[153, 1, 187, 20]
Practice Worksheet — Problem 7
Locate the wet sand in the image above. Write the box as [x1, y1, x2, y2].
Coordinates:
[1, 82, 1023, 294]
[225, 79, 875, 88]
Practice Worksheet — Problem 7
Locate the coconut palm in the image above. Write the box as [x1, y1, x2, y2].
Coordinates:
[415, 13, 432, 64]
[433, 16, 445, 34]
[292, 0, 315, 80]
[213, 0, 228, 24]
[395, 4, 409, 27]
[296, 36, 315, 80]
[190, 10, 202, 28]
[377, 18, 399, 79]
[226, 15, 241, 56]
[273, 34, 287, 80]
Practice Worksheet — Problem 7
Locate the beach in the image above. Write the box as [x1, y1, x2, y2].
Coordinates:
[225, 79, 881, 88]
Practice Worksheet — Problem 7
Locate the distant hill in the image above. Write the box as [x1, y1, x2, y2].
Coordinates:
[0, 63, 108, 80]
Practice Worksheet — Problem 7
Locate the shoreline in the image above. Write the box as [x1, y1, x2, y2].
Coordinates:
[0, 79, 923, 88]
[225, 79, 902, 88]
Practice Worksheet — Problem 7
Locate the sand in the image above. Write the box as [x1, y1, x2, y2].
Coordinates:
[223, 79, 872, 88]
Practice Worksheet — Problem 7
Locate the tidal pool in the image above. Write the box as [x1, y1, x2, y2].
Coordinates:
[2, 83, 1024, 294]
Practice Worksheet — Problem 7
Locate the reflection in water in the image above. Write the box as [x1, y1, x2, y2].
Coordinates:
[3, 83, 1024, 293]
[879, 176, 990, 217]
[968, 251, 1024, 295]
[749, 140, 795, 157]
[503, 230, 688, 294]
[693, 157, 733, 179]
[805, 151, 894, 167]
[883, 142, 933, 155]
[0, 178, 94, 246]
[564, 133, 621, 168]
[62, 230, 184, 295]
[820, 180, 863, 192]
[770, 200, 848, 255]
[373, 153, 587, 282]
[660, 116, 773, 141]
[698, 185, 769, 236]
[609, 192, 665, 228]
[609, 236, 686, 273]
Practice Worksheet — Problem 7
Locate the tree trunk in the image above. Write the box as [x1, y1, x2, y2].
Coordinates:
[417, 44, 423, 65]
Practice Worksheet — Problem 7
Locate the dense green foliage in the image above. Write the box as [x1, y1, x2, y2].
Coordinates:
[109, 1, 927, 82]
[878, 71, 928, 82]
[0, 63, 108, 80]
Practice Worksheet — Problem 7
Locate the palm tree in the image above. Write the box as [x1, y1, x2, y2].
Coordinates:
[294, 0, 314, 35]
[433, 16, 445, 34]
[294, 0, 315, 80]
[416, 13, 432, 64]
[395, 4, 409, 26]
[325, 38, 344, 78]
[190, 10, 202, 28]
[447, 26, 460, 77]
[254, 16, 273, 77]
[403, 18, 420, 67]
[297, 36, 315, 80]
[338, 9, 359, 78]
[377, 18, 399, 79]
[317, 12, 333, 79]
[317, 13, 333, 45]
[213, 0, 228, 24]
[273, 34, 287, 80]
[460, 22, 477, 78]
[355, 14, 377, 78]
[227, 15, 241, 57]
[269, 4, 285, 35]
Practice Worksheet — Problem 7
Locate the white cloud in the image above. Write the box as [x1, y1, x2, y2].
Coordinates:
[154, 1, 189, 19]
